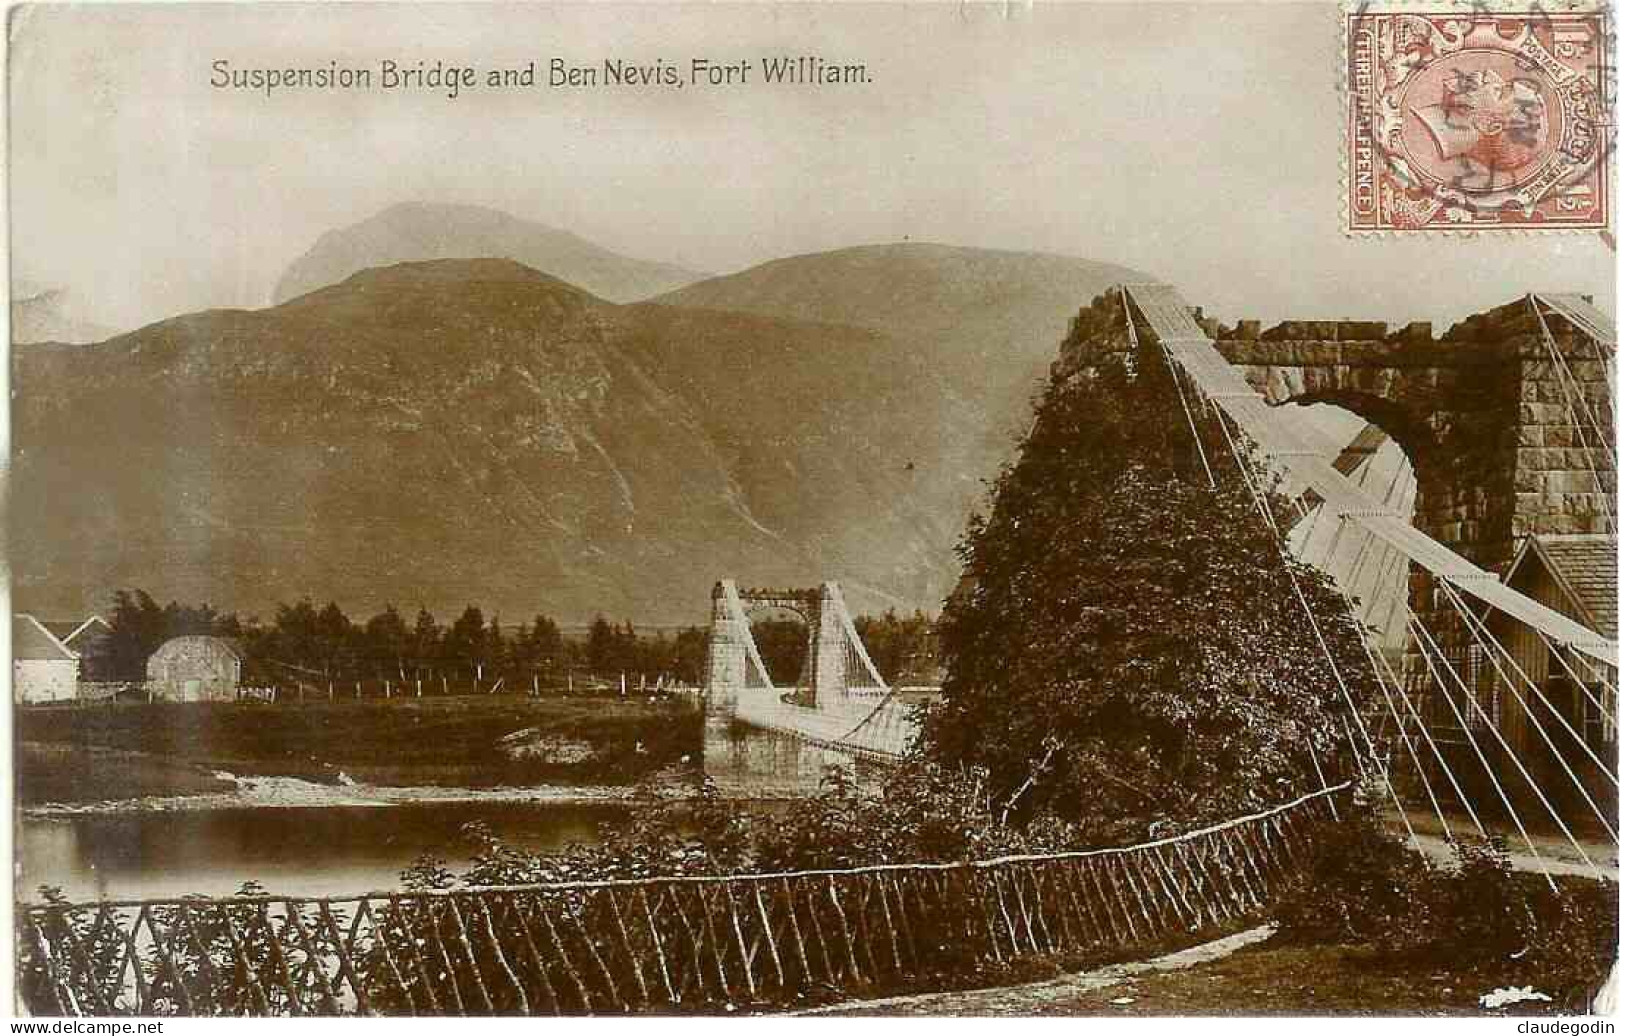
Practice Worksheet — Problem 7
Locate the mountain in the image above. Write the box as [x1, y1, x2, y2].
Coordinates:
[660, 244, 1154, 546]
[11, 286, 117, 345]
[15, 242, 1154, 625]
[12, 259, 980, 623]
[273, 202, 706, 306]
[658, 242, 1149, 423]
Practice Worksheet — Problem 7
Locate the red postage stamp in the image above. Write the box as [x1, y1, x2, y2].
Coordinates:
[1344, 2, 1613, 233]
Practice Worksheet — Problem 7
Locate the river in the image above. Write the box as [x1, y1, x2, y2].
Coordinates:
[17, 801, 631, 903]
[18, 712, 876, 904]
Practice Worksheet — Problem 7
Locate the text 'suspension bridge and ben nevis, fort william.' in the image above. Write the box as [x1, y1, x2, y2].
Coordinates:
[1345, 1, 1612, 233]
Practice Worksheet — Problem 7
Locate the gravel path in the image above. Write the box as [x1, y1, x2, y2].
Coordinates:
[797, 925, 1276, 1016]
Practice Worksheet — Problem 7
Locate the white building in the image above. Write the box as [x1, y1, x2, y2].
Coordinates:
[13, 614, 80, 703]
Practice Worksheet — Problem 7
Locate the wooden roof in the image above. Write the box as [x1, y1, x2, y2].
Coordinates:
[1508, 534, 1617, 641]
[13, 614, 79, 662]
[40, 615, 111, 646]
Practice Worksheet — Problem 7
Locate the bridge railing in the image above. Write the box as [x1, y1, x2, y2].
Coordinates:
[17, 783, 1349, 1017]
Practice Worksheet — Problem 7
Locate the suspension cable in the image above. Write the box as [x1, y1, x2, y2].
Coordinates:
[1409, 616, 1572, 888]
[1440, 584, 1617, 843]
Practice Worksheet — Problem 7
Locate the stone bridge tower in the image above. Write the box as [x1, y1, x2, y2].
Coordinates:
[706, 581, 849, 704]
[1055, 291, 1615, 666]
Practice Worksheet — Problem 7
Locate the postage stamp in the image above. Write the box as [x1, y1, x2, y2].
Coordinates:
[1344, 1, 1613, 233]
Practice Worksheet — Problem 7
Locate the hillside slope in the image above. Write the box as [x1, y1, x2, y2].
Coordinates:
[13, 260, 978, 622]
[660, 242, 1150, 424]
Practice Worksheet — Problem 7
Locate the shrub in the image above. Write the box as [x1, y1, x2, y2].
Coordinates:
[1514, 869, 1618, 1011]
[1273, 789, 1435, 946]
[404, 762, 1068, 890]
[1274, 786, 1617, 1009]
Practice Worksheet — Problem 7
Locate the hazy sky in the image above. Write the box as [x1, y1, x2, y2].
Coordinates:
[9, 1, 1616, 333]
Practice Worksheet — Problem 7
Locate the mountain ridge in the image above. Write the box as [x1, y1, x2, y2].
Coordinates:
[273, 202, 707, 306]
[14, 258, 977, 623]
[15, 241, 1153, 624]
[11, 286, 118, 345]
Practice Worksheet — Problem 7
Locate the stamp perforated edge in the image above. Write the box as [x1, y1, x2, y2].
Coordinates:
[1338, 0, 1616, 237]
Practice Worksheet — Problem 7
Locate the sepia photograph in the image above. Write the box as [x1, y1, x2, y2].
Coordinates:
[4, 0, 1620, 1020]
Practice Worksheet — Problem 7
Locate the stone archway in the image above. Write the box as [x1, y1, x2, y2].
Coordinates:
[1055, 290, 1614, 695]
[1057, 294, 1614, 578]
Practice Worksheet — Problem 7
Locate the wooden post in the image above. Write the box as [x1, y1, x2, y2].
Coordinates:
[568, 671, 574, 694]
[533, 673, 539, 697]
[356, 681, 361, 699]
[620, 673, 626, 697]
[441, 674, 448, 696]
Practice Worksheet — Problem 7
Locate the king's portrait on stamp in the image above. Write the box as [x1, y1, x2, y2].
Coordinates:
[1345, 1, 1613, 232]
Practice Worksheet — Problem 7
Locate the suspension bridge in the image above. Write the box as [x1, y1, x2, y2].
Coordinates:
[703, 579, 929, 762]
[17, 282, 1618, 1015]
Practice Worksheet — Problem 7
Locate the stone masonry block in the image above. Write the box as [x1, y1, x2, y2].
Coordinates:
[1543, 425, 1577, 447]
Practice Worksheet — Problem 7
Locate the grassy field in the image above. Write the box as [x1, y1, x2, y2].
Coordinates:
[17, 695, 704, 805]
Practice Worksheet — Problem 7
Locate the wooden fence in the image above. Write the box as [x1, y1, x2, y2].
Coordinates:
[17, 783, 1349, 1016]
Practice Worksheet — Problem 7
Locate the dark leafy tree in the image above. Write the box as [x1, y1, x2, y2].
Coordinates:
[410, 607, 440, 669]
[925, 313, 1375, 832]
[105, 589, 168, 680]
[751, 617, 808, 685]
[525, 613, 563, 669]
[363, 605, 410, 678]
[162, 601, 222, 638]
[262, 598, 322, 677]
[315, 601, 354, 675]
[215, 612, 247, 640]
[617, 621, 640, 676]
[509, 616, 533, 665]
[585, 615, 616, 674]
[485, 613, 506, 667]
[671, 626, 708, 685]
[443, 605, 486, 670]
[853, 609, 937, 684]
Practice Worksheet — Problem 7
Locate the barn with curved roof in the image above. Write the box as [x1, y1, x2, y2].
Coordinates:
[146, 635, 243, 702]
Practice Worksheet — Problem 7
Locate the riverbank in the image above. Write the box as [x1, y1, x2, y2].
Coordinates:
[18, 695, 704, 807]
[20, 769, 696, 817]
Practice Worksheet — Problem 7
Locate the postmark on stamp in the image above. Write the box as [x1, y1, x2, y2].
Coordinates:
[1344, 1, 1612, 233]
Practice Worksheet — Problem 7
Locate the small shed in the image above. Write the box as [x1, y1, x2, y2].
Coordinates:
[1483, 533, 1617, 814]
[13, 614, 80, 703]
[147, 635, 243, 702]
